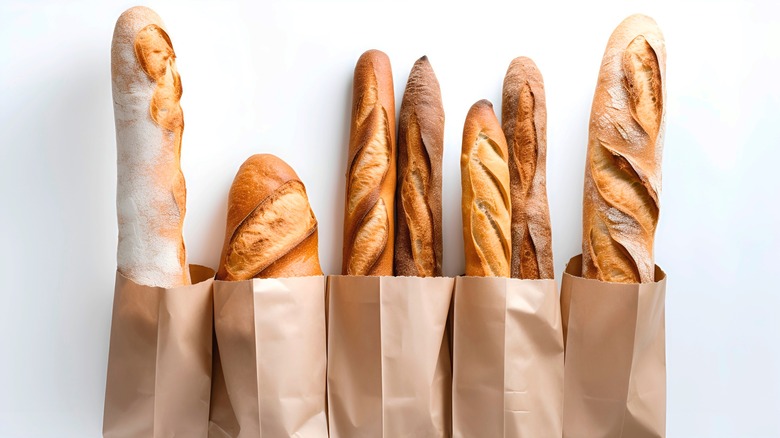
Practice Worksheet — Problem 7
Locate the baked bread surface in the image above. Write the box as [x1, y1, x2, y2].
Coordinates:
[113, 6, 189, 288]
[342, 50, 397, 276]
[461, 100, 512, 278]
[217, 154, 322, 280]
[582, 14, 666, 283]
[502, 57, 554, 280]
[394, 56, 444, 277]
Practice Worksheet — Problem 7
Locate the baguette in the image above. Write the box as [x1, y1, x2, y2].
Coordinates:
[216, 154, 322, 280]
[502, 57, 554, 280]
[582, 14, 666, 283]
[461, 100, 512, 277]
[394, 56, 444, 277]
[342, 50, 396, 276]
[112, 6, 189, 288]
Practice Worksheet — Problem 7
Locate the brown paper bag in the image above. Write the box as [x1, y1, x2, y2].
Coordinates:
[208, 336, 240, 438]
[560, 255, 667, 438]
[212, 276, 328, 437]
[451, 276, 564, 438]
[103, 265, 215, 438]
[327, 275, 454, 437]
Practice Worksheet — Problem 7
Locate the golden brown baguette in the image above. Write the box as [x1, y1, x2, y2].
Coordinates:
[582, 14, 666, 283]
[461, 100, 512, 277]
[502, 57, 554, 280]
[112, 6, 190, 288]
[216, 154, 322, 280]
[342, 50, 396, 276]
[394, 56, 444, 277]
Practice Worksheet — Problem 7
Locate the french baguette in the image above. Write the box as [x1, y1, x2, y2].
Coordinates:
[112, 6, 189, 288]
[461, 100, 512, 277]
[502, 57, 554, 280]
[394, 56, 444, 277]
[342, 50, 396, 276]
[582, 14, 666, 283]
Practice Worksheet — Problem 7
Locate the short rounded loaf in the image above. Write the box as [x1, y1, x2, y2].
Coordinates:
[582, 14, 666, 283]
[217, 154, 322, 280]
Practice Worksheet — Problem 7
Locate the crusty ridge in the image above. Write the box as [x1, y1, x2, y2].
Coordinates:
[502, 57, 554, 280]
[461, 100, 512, 277]
[582, 14, 666, 283]
[342, 50, 396, 276]
[395, 56, 444, 277]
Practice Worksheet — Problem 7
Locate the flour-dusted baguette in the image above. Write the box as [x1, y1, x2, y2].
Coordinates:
[583, 14, 666, 283]
[502, 57, 554, 280]
[394, 56, 444, 277]
[461, 100, 512, 277]
[216, 154, 322, 280]
[112, 6, 189, 288]
[342, 50, 396, 276]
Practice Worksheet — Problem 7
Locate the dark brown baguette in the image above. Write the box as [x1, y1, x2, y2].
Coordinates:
[341, 49, 397, 276]
[461, 100, 512, 277]
[582, 14, 666, 283]
[394, 55, 444, 277]
[502, 56, 554, 280]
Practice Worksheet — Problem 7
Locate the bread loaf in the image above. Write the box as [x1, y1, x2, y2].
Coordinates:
[394, 56, 444, 277]
[216, 154, 322, 280]
[582, 14, 666, 283]
[342, 50, 396, 276]
[461, 100, 512, 277]
[502, 57, 554, 280]
[112, 6, 190, 288]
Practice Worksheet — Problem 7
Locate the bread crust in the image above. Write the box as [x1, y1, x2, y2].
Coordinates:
[502, 57, 554, 280]
[582, 14, 666, 283]
[461, 100, 512, 277]
[112, 6, 189, 288]
[394, 56, 444, 277]
[342, 50, 396, 275]
[216, 154, 322, 280]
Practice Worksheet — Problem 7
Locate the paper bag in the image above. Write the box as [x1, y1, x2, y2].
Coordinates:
[103, 265, 215, 438]
[451, 276, 564, 438]
[560, 255, 667, 438]
[327, 276, 454, 437]
[208, 336, 240, 438]
[213, 276, 328, 437]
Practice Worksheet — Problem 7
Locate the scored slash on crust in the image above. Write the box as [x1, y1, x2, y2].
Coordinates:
[345, 85, 392, 275]
[224, 180, 318, 280]
[583, 15, 666, 284]
[466, 131, 511, 277]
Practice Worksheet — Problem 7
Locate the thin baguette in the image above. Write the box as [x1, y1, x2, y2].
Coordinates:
[394, 56, 444, 277]
[342, 50, 397, 276]
[502, 57, 554, 280]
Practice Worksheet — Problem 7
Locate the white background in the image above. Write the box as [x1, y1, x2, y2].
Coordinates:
[1, 0, 779, 436]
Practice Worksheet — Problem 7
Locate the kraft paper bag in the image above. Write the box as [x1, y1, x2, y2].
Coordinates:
[212, 276, 328, 438]
[208, 336, 240, 438]
[560, 255, 667, 438]
[451, 276, 564, 438]
[103, 265, 216, 438]
[327, 275, 454, 438]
